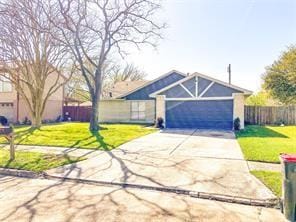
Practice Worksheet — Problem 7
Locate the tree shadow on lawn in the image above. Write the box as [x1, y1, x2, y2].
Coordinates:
[89, 131, 115, 151]
[11, 125, 111, 149]
[67, 126, 114, 150]
[3, 152, 81, 172]
[237, 125, 289, 138]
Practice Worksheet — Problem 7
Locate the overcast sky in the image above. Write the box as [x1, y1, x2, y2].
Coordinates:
[125, 0, 296, 92]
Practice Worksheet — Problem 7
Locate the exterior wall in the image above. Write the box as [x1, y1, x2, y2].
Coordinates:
[156, 76, 244, 99]
[98, 100, 155, 123]
[0, 103, 14, 121]
[198, 77, 212, 95]
[0, 70, 64, 123]
[233, 93, 245, 129]
[122, 72, 185, 100]
[0, 90, 16, 103]
[0, 87, 16, 121]
[202, 82, 241, 97]
[162, 85, 191, 98]
[156, 95, 166, 126]
[182, 78, 196, 95]
[16, 99, 63, 123]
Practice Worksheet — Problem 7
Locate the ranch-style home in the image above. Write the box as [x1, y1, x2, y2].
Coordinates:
[99, 70, 252, 129]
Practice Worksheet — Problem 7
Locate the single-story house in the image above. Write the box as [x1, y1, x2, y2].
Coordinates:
[98, 70, 252, 129]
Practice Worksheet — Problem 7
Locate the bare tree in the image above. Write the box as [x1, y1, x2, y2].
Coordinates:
[50, 0, 165, 131]
[65, 72, 90, 102]
[102, 63, 146, 97]
[107, 63, 146, 84]
[0, 0, 71, 127]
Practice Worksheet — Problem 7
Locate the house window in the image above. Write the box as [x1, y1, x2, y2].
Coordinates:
[131, 101, 146, 120]
[0, 74, 12, 92]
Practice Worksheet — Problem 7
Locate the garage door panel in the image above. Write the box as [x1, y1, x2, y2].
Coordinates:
[165, 100, 233, 129]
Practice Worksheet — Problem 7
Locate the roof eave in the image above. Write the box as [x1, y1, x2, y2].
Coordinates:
[115, 70, 188, 99]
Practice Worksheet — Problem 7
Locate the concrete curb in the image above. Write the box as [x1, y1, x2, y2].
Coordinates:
[0, 168, 45, 178]
[44, 174, 280, 208]
[0, 168, 280, 208]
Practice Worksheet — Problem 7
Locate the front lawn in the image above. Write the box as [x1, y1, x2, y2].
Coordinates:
[251, 170, 282, 197]
[0, 149, 83, 172]
[0, 123, 156, 150]
[236, 125, 296, 163]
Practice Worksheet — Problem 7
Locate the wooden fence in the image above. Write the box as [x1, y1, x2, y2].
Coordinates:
[245, 105, 296, 125]
[63, 106, 92, 122]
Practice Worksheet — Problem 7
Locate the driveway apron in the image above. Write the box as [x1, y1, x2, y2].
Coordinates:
[46, 129, 275, 200]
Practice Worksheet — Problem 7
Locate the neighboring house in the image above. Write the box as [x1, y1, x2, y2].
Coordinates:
[98, 70, 252, 129]
[0, 71, 64, 123]
[106, 80, 149, 99]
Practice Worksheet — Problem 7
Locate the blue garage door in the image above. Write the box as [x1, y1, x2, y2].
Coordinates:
[166, 100, 233, 129]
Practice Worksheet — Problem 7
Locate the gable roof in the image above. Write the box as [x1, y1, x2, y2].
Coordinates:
[116, 70, 187, 99]
[149, 72, 253, 97]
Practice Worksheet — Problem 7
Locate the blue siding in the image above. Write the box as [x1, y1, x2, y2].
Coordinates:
[166, 100, 233, 129]
[122, 72, 185, 100]
[182, 78, 196, 95]
[202, 82, 242, 97]
[162, 85, 191, 98]
[198, 77, 212, 95]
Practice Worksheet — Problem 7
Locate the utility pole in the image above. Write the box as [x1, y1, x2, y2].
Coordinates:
[227, 64, 231, 84]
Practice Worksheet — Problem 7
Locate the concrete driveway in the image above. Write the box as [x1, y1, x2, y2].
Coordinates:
[47, 129, 275, 200]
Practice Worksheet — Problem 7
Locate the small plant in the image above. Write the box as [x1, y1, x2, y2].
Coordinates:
[55, 115, 63, 122]
[233, 117, 240, 131]
[22, 117, 31, 125]
[274, 120, 285, 126]
[155, 117, 164, 129]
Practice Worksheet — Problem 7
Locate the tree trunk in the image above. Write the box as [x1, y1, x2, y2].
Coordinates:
[89, 94, 99, 131]
[31, 112, 42, 128]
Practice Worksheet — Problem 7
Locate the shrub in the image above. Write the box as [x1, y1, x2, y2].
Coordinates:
[155, 117, 164, 129]
[55, 115, 63, 122]
[22, 117, 31, 125]
[234, 117, 240, 131]
[0, 116, 8, 126]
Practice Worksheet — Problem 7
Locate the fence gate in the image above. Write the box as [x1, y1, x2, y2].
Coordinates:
[63, 106, 92, 122]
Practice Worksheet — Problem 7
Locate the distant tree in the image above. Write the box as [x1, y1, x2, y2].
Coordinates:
[107, 63, 146, 84]
[0, 0, 70, 127]
[102, 63, 146, 97]
[246, 91, 269, 106]
[65, 71, 90, 102]
[50, 0, 165, 131]
[66, 62, 146, 100]
[263, 46, 296, 105]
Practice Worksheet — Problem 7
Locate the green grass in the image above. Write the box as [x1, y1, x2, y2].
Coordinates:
[251, 170, 282, 197]
[0, 123, 156, 150]
[0, 149, 83, 172]
[236, 125, 296, 163]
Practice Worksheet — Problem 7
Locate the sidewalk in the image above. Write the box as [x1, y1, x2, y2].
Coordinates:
[248, 161, 281, 172]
